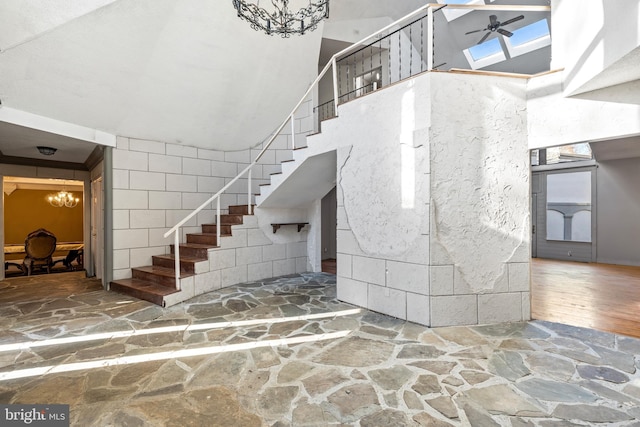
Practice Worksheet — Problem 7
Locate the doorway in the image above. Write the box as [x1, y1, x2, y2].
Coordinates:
[321, 186, 337, 274]
[532, 167, 596, 262]
[91, 177, 104, 281]
[3, 177, 86, 277]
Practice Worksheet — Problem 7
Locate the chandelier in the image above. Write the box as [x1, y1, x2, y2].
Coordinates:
[232, 0, 329, 37]
[48, 191, 80, 208]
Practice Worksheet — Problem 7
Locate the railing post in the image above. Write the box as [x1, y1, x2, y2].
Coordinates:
[290, 114, 296, 150]
[427, 6, 434, 71]
[332, 57, 339, 115]
[247, 167, 252, 215]
[216, 197, 221, 247]
[173, 232, 181, 290]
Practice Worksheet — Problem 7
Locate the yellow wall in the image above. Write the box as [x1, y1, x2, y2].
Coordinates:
[4, 189, 84, 244]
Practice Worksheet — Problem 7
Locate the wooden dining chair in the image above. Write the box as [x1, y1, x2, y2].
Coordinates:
[23, 229, 57, 276]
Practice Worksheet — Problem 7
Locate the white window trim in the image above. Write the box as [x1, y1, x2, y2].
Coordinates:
[504, 33, 551, 58]
[438, 0, 485, 22]
[463, 44, 507, 70]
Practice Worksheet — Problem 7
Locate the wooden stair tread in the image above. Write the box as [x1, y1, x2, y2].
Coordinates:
[111, 278, 179, 296]
[133, 265, 194, 279]
[174, 242, 217, 249]
[153, 254, 206, 263]
[113, 202, 255, 306]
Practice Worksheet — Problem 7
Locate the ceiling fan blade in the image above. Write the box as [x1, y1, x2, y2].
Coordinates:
[489, 15, 498, 27]
[497, 28, 513, 37]
[500, 15, 524, 27]
[465, 29, 484, 35]
[477, 32, 491, 45]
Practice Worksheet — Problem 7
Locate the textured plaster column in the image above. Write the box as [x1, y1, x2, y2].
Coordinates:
[429, 72, 531, 327]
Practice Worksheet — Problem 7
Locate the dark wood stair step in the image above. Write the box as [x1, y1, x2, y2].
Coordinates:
[132, 265, 192, 288]
[220, 214, 244, 224]
[110, 278, 179, 306]
[187, 233, 218, 245]
[152, 254, 205, 274]
[170, 243, 216, 258]
[228, 204, 255, 215]
[201, 224, 233, 234]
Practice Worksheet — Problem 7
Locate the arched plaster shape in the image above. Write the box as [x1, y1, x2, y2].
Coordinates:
[340, 139, 429, 257]
[431, 142, 529, 292]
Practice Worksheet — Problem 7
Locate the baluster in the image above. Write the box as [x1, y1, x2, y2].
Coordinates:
[410, 22, 413, 77]
[421, 14, 425, 72]
[398, 31, 402, 81]
[290, 114, 296, 149]
[174, 232, 180, 290]
[247, 167, 252, 215]
[388, 36, 391, 87]
[370, 45, 373, 88]
[216, 197, 221, 249]
[332, 57, 339, 114]
[427, 6, 434, 71]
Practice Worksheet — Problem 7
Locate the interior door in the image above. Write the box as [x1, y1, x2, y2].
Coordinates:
[91, 177, 103, 281]
[531, 192, 538, 258]
[533, 167, 596, 262]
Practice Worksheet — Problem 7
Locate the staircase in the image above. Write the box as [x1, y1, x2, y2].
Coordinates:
[256, 140, 337, 208]
[110, 204, 253, 307]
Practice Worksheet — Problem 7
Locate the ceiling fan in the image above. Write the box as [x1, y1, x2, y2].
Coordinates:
[465, 14, 524, 45]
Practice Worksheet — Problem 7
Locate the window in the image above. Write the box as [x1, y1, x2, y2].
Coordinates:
[437, 0, 485, 22]
[504, 19, 551, 58]
[546, 171, 592, 242]
[531, 143, 593, 166]
[463, 38, 506, 69]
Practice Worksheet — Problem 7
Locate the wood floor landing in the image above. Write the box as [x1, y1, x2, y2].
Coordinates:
[531, 258, 640, 339]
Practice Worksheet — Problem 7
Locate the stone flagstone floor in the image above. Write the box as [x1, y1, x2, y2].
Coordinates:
[0, 271, 639, 426]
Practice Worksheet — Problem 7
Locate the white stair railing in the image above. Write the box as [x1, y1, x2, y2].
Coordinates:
[162, 3, 439, 287]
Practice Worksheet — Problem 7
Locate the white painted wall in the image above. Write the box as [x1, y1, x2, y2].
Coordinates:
[111, 99, 316, 283]
[551, 0, 640, 95]
[596, 157, 640, 266]
[527, 73, 640, 150]
[111, 137, 280, 280]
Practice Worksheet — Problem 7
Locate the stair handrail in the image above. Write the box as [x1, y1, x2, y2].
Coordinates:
[162, 3, 437, 287]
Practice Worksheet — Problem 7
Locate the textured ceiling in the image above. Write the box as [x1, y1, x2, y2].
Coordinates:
[0, 1, 552, 164]
[0, 0, 323, 157]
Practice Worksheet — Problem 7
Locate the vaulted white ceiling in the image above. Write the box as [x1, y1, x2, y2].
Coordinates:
[0, 1, 550, 164]
[0, 0, 324, 157]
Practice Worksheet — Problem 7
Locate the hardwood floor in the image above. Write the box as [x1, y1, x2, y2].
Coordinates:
[531, 258, 640, 339]
[322, 258, 336, 274]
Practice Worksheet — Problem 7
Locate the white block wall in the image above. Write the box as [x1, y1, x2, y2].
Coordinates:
[164, 215, 310, 306]
[111, 133, 302, 281]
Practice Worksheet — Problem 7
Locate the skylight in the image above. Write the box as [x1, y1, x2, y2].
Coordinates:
[468, 38, 502, 61]
[510, 19, 550, 47]
[437, 0, 484, 22]
[463, 37, 507, 69]
[504, 19, 551, 58]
